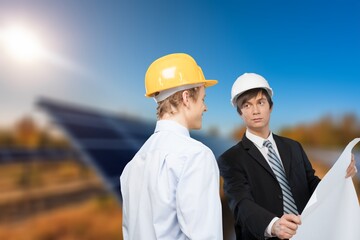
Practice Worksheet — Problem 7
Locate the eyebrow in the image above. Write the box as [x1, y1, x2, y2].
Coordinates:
[254, 95, 266, 100]
[242, 97, 266, 106]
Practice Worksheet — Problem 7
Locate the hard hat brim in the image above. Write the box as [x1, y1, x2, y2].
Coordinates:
[203, 79, 218, 88]
[231, 87, 273, 107]
[145, 79, 218, 97]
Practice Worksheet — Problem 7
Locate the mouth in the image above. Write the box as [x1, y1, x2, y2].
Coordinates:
[252, 118, 262, 122]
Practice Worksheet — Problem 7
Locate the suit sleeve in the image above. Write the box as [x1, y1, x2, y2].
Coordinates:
[297, 142, 321, 194]
[218, 153, 275, 239]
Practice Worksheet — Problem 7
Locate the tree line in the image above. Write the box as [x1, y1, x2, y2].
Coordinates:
[232, 114, 360, 149]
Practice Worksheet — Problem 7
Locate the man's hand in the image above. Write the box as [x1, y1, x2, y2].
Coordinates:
[271, 214, 301, 239]
[346, 154, 357, 178]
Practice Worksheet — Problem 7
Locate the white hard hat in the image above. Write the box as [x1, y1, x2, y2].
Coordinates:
[230, 73, 273, 107]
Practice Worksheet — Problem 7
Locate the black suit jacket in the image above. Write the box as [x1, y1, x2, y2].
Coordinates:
[218, 134, 320, 240]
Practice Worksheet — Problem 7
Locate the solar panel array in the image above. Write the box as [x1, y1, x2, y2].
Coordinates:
[37, 97, 235, 202]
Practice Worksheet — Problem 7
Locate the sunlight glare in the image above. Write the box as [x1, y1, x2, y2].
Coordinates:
[0, 25, 44, 62]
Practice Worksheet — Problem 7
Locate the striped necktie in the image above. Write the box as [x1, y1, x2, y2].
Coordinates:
[263, 140, 299, 215]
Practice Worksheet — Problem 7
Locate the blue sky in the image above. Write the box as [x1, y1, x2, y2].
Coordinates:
[0, 0, 359, 137]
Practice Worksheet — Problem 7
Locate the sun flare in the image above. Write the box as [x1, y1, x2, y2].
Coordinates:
[0, 25, 44, 62]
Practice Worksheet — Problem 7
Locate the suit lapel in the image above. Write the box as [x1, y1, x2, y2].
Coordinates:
[273, 134, 292, 178]
[241, 135, 276, 179]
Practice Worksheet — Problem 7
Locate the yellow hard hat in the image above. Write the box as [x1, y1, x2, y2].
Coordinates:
[145, 53, 218, 97]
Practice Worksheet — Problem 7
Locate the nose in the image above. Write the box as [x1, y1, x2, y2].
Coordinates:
[252, 105, 260, 114]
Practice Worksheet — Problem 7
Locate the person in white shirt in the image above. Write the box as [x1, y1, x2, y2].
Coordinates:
[120, 53, 223, 240]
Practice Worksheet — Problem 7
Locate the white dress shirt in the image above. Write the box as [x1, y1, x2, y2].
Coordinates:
[120, 120, 223, 240]
[246, 130, 283, 168]
[245, 129, 281, 238]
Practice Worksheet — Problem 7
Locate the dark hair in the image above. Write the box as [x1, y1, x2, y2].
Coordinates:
[236, 88, 273, 115]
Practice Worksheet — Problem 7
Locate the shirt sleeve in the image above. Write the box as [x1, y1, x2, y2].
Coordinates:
[265, 217, 279, 237]
[120, 169, 129, 240]
[176, 147, 223, 240]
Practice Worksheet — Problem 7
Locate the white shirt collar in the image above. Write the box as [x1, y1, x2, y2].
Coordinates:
[154, 120, 190, 138]
[245, 129, 276, 148]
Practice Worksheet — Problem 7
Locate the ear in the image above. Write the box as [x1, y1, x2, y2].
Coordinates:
[182, 90, 191, 107]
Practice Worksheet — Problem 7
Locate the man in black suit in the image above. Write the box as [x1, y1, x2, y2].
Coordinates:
[218, 73, 357, 240]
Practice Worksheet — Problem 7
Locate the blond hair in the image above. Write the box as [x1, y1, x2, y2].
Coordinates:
[156, 87, 200, 119]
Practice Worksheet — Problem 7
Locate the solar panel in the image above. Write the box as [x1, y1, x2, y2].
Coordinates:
[37, 97, 235, 202]
[0, 148, 78, 163]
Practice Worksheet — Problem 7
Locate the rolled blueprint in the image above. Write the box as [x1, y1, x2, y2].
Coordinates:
[293, 138, 360, 240]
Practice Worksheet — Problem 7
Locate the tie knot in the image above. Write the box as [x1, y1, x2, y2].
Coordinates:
[263, 140, 272, 148]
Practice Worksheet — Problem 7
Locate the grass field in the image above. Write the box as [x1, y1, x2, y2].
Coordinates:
[0, 159, 122, 239]
[0, 195, 122, 240]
